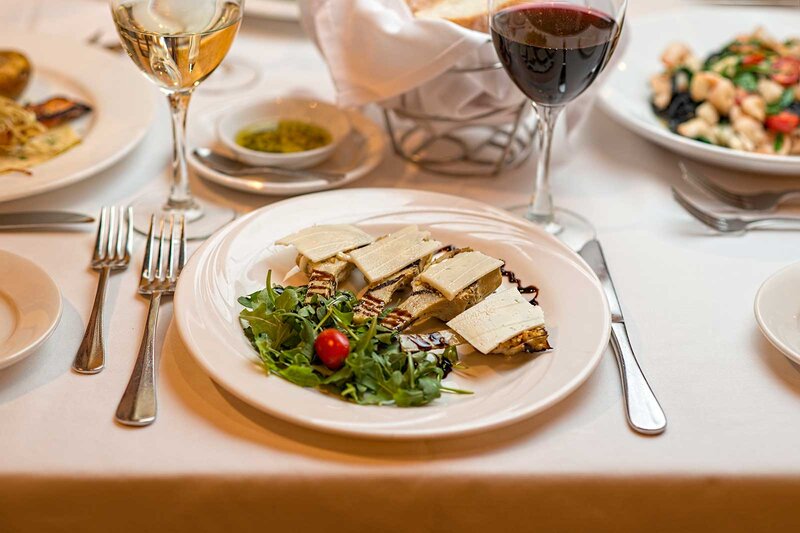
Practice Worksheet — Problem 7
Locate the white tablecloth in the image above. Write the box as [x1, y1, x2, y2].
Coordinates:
[2, 1, 800, 532]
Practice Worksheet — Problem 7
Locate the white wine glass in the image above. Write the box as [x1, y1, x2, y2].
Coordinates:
[110, 0, 245, 239]
[489, 0, 626, 241]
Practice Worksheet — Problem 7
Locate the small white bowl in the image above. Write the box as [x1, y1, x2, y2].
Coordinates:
[217, 97, 351, 170]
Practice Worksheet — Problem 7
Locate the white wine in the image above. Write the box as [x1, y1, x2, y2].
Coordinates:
[112, 0, 242, 92]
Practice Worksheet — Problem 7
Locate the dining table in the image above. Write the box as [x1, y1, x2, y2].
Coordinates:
[2, 1, 800, 531]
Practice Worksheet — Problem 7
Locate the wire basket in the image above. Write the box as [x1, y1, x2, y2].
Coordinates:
[381, 59, 536, 177]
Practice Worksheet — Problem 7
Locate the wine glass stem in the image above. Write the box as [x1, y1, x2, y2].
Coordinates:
[528, 103, 564, 230]
[166, 91, 196, 210]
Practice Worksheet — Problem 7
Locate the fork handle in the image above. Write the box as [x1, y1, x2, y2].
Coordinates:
[115, 293, 162, 426]
[72, 265, 111, 374]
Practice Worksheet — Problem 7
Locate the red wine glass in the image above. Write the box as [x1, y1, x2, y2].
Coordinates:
[489, 0, 626, 238]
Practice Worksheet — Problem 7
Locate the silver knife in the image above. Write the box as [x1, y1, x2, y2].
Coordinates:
[579, 238, 667, 435]
[0, 211, 94, 229]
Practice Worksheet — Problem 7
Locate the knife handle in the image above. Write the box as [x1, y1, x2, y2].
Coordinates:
[610, 322, 667, 435]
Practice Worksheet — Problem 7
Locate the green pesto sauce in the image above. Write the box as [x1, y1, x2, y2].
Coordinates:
[235, 120, 332, 153]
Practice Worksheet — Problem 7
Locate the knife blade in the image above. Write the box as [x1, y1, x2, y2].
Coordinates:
[579, 238, 667, 435]
[0, 211, 94, 229]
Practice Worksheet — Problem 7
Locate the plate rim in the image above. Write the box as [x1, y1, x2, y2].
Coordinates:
[173, 188, 611, 439]
[0, 30, 156, 203]
[0, 250, 62, 369]
[754, 261, 800, 364]
[598, 5, 800, 173]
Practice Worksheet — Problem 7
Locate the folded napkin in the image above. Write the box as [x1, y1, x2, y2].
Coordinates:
[299, 0, 527, 120]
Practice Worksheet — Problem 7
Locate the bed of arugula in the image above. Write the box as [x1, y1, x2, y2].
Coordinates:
[238, 271, 468, 407]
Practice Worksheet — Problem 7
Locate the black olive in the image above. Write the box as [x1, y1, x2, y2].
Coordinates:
[786, 101, 800, 117]
[653, 91, 699, 132]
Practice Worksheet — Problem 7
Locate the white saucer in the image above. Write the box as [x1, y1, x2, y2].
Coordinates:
[0, 251, 62, 369]
[189, 106, 386, 196]
[755, 262, 800, 364]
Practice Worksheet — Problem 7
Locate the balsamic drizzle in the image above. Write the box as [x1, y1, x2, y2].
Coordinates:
[500, 266, 539, 305]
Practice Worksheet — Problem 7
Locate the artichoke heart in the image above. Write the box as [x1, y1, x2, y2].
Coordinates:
[298, 254, 354, 303]
[381, 248, 502, 331]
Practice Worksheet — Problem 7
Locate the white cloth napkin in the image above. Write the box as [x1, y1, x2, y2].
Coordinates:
[299, 0, 528, 120]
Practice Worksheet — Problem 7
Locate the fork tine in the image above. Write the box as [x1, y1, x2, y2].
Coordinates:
[167, 215, 176, 280]
[125, 206, 134, 261]
[679, 162, 748, 209]
[106, 206, 118, 260]
[93, 207, 108, 261]
[672, 187, 727, 231]
[155, 218, 166, 281]
[140, 215, 156, 282]
[178, 215, 187, 273]
[115, 206, 126, 261]
[672, 187, 718, 228]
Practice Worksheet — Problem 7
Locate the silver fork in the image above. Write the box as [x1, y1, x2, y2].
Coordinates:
[672, 186, 800, 233]
[115, 215, 186, 426]
[679, 162, 800, 211]
[73, 206, 133, 374]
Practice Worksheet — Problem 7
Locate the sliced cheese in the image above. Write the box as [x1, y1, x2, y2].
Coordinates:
[349, 225, 443, 283]
[418, 251, 503, 300]
[446, 288, 545, 354]
[276, 224, 373, 263]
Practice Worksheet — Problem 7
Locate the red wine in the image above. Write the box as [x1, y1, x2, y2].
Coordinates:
[491, 3, 619, 106]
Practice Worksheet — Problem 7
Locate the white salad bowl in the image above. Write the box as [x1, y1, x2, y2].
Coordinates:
[599, 6, 800, 175]
[217, 97, 351, 169]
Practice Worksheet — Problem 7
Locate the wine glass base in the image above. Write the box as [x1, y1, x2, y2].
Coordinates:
[130, 192, 236, 240]
[506, 205, 596, 250]
[200, 60, 259, 94]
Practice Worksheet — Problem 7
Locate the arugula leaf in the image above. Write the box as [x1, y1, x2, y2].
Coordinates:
[280, 365, 322, 387]
[767, 89, 795, 116]
[237, 270, 468, 407]
[733, 71, 758, 92]
[775, 133, 785, 152]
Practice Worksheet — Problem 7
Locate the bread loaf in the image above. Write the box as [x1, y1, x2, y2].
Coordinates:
[405, 0, 489, 33]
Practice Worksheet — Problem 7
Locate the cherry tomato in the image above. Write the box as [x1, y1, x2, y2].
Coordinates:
[765, 111, 800, 133]
[772, 57, 800, 86]
[314, 328, 350, 370]
[742, 53, 765, 67]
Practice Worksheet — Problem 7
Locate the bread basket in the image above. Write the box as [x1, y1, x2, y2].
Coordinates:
[381, 43, 535, 177]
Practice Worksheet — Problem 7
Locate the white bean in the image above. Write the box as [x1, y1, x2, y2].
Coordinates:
[677, 118, 712, 139]
[758, 79, 785, 104]
[733, 114, 766, 146]
[707, 78, 735, 115]
[696, 102, 719, 125]
[741, 94, 766, 122]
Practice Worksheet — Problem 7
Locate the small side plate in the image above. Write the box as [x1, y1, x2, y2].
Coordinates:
[0, 251, 62, 369]
[189, 105, 386, 196]
[755, 261, 800, 364]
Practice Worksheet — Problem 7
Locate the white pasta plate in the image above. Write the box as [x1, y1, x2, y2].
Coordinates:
[0, 30, 155, 202]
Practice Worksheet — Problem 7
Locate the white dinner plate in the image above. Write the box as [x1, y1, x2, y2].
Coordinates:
[245, 0, 299, 21]
[174, 189, 611, 439]
[188, 105, 386, 196]
[0, 30, 155, 203]
[599, 6, 800, 175]
[0, 251, 61, 369]
[755, 262, 800, 364]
